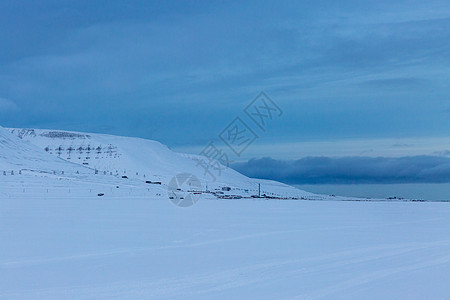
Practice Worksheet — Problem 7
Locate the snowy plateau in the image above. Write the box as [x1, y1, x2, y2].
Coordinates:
[1, 126, 449, 299]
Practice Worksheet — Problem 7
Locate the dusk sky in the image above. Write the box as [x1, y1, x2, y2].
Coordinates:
[0, 1, 449, 188]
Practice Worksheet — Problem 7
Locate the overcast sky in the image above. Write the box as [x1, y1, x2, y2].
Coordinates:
[0, 1, 449, 186]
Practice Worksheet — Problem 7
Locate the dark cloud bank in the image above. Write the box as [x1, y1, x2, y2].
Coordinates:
[232, 156, 450, 184]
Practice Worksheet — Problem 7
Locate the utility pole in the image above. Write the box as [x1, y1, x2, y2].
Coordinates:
[258, 183, 261, 197]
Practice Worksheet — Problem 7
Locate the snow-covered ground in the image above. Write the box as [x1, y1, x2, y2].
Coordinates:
[1, 194, 450, 299]
[2, 126, 449, 299]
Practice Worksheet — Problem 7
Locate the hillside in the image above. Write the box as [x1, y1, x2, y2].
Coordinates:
[0, 126, 89, 175]
[7, 127, 319, 199]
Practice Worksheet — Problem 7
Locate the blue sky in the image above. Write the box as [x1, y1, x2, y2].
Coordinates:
[0, 1, 449, 186]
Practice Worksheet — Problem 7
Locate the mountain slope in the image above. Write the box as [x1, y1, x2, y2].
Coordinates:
[0, 126, 90, 175]
[8, 128, 317, 198]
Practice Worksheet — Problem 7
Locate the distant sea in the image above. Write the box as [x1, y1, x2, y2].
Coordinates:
[295, 183, 450, 202]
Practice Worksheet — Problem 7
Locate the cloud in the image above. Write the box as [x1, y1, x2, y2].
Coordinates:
[232, 156, 450, 184]
[0, 1, 450, 145]
[434, 150, 450, 157]
[359, 77, 429, 90]
[0, 97, 19, 112]
[391, 143, 413, 148]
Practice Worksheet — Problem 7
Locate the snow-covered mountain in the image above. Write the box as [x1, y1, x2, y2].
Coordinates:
[5, 127, 320, 199]
[0, 126, 88, 175]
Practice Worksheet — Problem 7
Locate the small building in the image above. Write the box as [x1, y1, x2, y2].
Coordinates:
[222, 187, 231, 191]
[146, 181, 161, 185]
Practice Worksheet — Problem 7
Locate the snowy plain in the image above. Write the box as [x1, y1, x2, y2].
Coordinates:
[1, 126, 450, 299]
[2, 192, 450, 299]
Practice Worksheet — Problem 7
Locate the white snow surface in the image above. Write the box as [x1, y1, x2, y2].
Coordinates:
[0, 127, 88, 175]
[2, 126, 449, 299]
